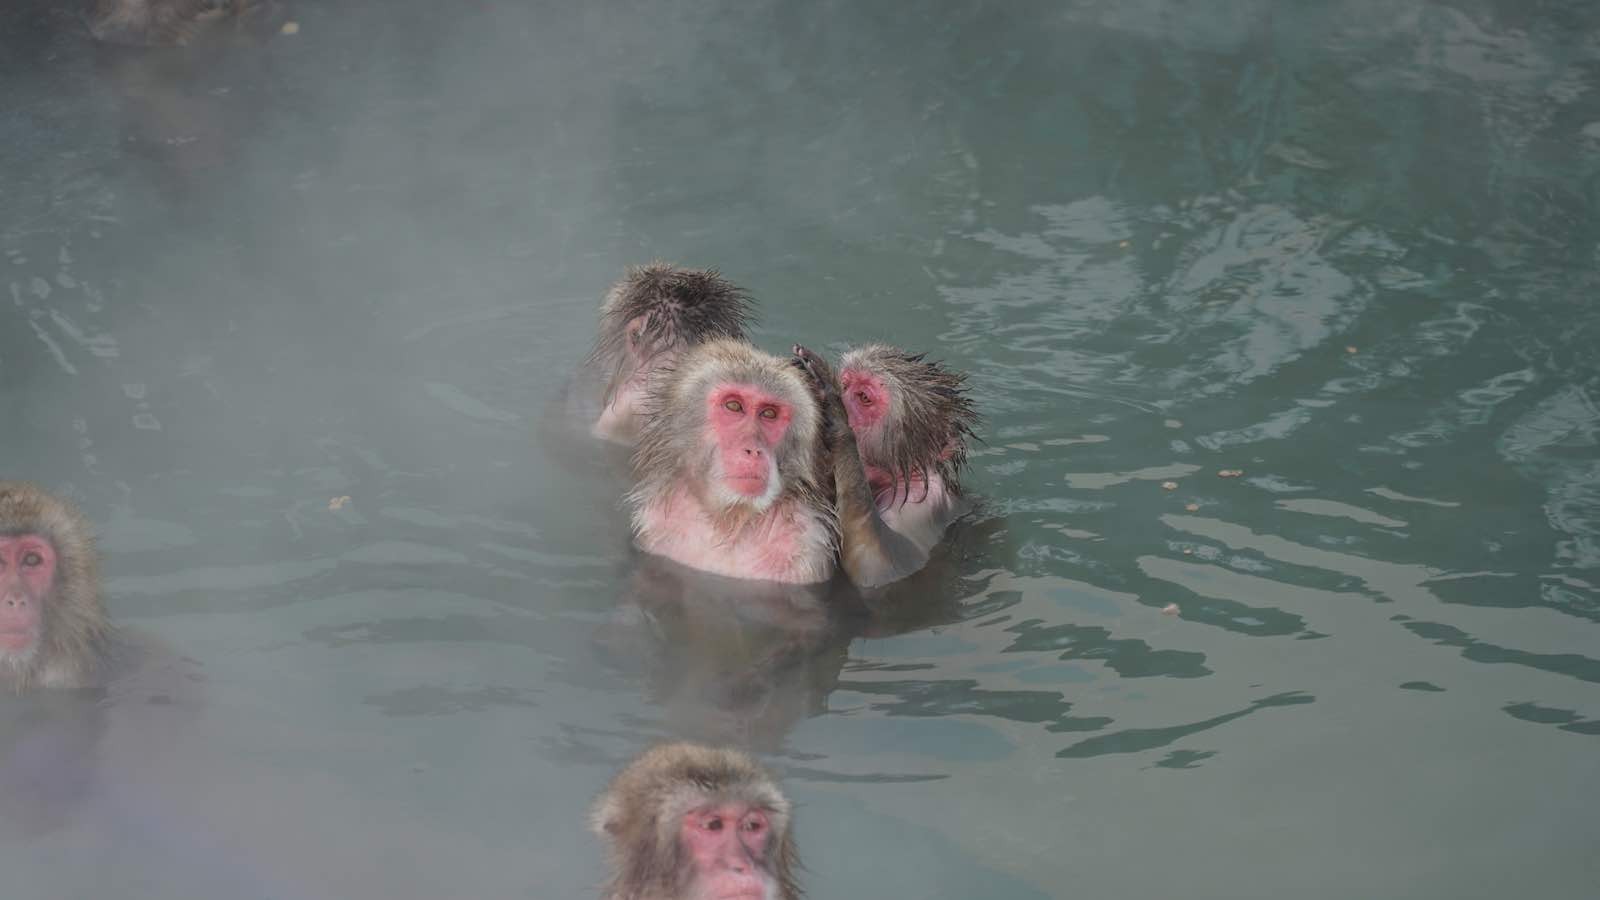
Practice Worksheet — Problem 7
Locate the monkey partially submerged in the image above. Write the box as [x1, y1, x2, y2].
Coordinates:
[585, 264, 756, 445]
[592, 742, 802, 900]
[628, 339, 836, 584]
[793, 343, 979, 588]
[0, 482, 113, 692]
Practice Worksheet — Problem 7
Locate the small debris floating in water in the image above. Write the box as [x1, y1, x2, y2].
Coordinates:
[1218, 469, 1244, 478]
[1345, 345, 1358, 354]
[1184, 502, 1200, 512]
[1161, 481, 1179, 491]
[329, 495, 351, 510]
[281, 21, 300, 35]
[1161, 603, 1180, 615]
[1182, 547, 1194, 555]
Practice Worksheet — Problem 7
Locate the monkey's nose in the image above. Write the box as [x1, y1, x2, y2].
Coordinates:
[742, 447, 765, 458]
[3, 596, 26, 609]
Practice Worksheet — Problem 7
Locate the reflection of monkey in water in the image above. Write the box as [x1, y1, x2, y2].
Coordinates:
[793, 344, 979, 588]
[596, 556, 854, 750]
[592, 742, 802, 900]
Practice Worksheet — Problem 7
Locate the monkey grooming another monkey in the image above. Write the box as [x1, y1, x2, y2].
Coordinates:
[586, 264, 756, 445]
[592, 742, 801, 900]
[628, 339, 835, 584]
[0, 482, 112, 691]
[792, 344, 978, 588]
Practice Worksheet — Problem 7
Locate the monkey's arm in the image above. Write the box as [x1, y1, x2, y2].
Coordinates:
[793, 346, 926, 588]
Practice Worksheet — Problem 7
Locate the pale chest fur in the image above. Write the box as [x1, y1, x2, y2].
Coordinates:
[877, 472, 965, 552]
[634, 487, 835, 584]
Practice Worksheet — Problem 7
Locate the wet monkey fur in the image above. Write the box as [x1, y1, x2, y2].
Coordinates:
[792, 343, 979, 588]
[592, 742, 801, 900]
[0, 482, 112, 691]
[587, 264, 756, 445]
[627, 339, 835, 584]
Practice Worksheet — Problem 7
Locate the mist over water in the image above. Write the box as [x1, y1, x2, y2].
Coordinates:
[4, 0, 1600, 897]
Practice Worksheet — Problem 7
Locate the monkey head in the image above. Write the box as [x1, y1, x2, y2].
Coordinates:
[592, 742, 801, 900]
[589, 264, 754, 443]
[634, 340, 821, 519]
[837, 344, 978, 498]
[0, 482, 109, 690]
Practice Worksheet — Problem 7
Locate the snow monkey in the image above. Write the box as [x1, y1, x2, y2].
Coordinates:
[627, 339, 835, 584]
[0, 481, 112, 691]
[792, 343, 978, 588]
[591, 742, 801, 900]
[586, 263, 755, 445]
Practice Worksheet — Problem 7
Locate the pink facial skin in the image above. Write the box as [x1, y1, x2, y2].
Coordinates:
[682, 804, 775, 900]
[839, 367, 890, 436]
[707, 384, 793, 498]
[0, 534, 55, 655]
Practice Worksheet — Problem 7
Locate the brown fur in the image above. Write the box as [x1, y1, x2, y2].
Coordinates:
[839, 344, 979, 497]
[590, 263, 755, 409]
[0, 481, 112, 691]
[592, 743, 802, 900]
[629, 339, 831, 537]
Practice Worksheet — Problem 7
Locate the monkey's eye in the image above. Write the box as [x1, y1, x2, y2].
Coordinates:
[705, 817, 724, 832]
[743, 819, 764, 832]
[21, 552, 42, 567]
[723, 399, 744, 414]
[758, 406, 778, 420]
[855, 391, 873, 406]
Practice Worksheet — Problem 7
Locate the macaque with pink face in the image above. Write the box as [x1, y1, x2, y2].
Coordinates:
[586, 264, 755, 445]
[792, 343, 978, 588]
[0, 482, 112, 691]
[627, 339, 835, 585]
[591, 742, 801, 900]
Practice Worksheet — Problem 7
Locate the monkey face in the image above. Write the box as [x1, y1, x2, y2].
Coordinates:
[703, 384, 793, 512]
[0, 535, 56, 664]
[839, 366, 892, 436]
[680, 803, 778, 900]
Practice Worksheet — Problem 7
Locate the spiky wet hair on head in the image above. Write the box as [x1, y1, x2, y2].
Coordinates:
[589, 262, 755, 371]
[839, 344, 980, 496]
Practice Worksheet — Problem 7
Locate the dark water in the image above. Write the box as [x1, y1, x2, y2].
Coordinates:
[4, 1, 1599, 897]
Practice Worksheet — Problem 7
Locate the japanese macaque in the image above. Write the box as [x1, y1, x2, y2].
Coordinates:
[87, 0, 279, 47]
[792, 344, 978, 588]
[628, 339, 835, 584]
[587, 264, 755, 445]
[591, 742, 801, 900]
[0, 481, 112, 691]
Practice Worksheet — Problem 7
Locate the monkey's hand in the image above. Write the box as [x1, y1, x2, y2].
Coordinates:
[791, 344, 852, 448]
[790, 344, 838, 403]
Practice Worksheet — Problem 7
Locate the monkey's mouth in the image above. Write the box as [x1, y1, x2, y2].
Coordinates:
[723, 474, 770, 497]
[0, 628, 36, 652]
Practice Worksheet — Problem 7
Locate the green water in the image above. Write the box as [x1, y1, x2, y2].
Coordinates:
[3, 1, 1598, 897]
